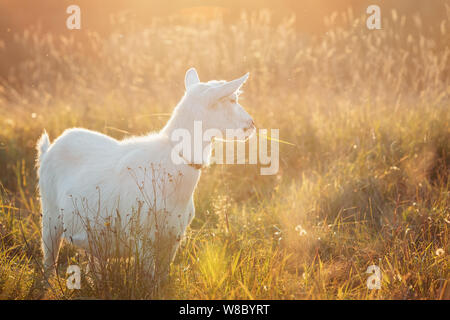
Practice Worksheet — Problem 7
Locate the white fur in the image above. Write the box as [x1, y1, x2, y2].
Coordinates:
[36, 68, 254, 276]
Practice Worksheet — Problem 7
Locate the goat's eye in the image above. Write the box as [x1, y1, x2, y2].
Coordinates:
[230, 98, 236, 104]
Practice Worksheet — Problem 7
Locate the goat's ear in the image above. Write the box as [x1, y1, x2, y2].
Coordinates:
[185, 68, 200, 89]
[211, 73, 249, 99]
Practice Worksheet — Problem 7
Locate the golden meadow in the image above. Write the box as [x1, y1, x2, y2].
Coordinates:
[0, 6, 449, 299]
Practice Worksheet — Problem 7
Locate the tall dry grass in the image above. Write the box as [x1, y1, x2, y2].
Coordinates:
[0, 8, 449, 299]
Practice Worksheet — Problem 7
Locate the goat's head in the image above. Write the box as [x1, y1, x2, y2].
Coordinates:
[181, 67, 255, 140]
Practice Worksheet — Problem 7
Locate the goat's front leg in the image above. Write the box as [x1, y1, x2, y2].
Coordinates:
[148, 230, 181, 286]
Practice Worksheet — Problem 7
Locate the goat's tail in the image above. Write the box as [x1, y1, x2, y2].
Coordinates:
[36, 130, 50, 166]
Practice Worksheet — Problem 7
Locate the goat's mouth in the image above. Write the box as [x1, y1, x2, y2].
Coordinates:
[217, 125, 256, 142]
[242, 124, 256, 138]
[243, 124, 256, 133]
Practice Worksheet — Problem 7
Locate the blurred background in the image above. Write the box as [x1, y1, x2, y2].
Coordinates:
[1, 0, 449, 33]
[1, 0, 449, 83]
[0, 0, 448, 299]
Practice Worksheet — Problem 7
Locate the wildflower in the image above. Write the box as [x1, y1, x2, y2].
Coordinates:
[435, 248, 445, 256]
[295, 225, 307, 236]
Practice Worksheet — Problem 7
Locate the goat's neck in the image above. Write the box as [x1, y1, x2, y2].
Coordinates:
[161, 107, 213, 166]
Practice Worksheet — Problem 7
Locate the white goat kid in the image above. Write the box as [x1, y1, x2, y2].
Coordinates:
[36, 68, 254, 278]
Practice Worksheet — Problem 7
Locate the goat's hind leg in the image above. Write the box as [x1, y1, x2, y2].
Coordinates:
[42, 208, 64, 277]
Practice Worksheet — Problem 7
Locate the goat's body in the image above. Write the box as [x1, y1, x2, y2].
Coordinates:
[36, 68, 253, 280]
[38, 128, 199, 272]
